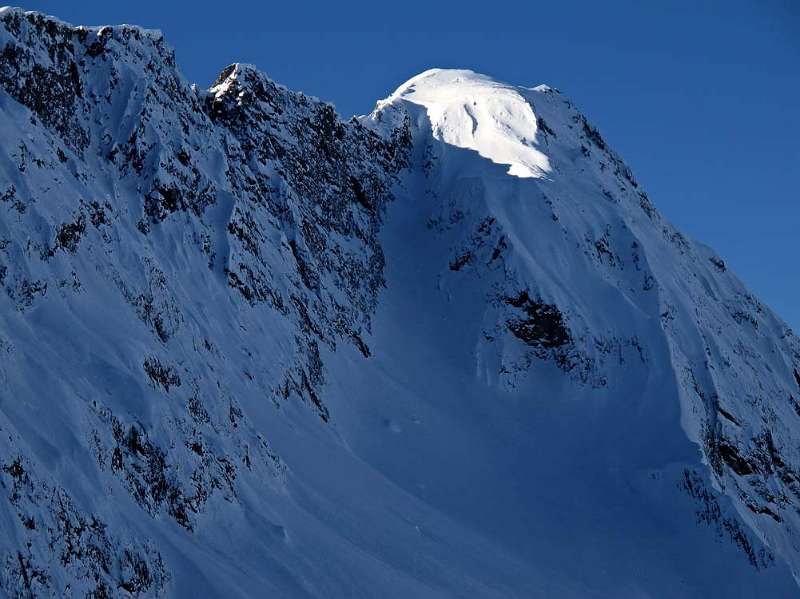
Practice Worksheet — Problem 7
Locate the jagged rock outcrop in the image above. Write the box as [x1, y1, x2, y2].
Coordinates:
[0, 8, 408, 596]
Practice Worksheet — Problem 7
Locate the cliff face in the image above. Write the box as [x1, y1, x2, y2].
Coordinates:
[0, 8, 409, 596]
[1, 9, 800, 598]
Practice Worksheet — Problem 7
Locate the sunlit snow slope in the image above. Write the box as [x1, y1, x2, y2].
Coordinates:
[1, 10, 800, 598]
[375, 69, 551, 178]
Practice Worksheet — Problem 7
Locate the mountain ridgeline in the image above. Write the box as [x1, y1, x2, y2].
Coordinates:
[1, 8, 799, 598]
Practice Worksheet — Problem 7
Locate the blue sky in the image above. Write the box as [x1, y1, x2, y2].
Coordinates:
[19, 0, 800, 329]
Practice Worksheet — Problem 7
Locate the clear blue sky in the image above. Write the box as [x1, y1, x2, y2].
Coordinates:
[18, 0, 800, 329]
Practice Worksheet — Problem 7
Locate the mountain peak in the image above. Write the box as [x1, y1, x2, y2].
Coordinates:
[375, 68, 552, 178]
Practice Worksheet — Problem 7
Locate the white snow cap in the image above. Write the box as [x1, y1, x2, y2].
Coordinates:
[385, 68, 551, 179]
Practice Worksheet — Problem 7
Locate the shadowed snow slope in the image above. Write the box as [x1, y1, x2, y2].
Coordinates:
[2, 8, 800, 598]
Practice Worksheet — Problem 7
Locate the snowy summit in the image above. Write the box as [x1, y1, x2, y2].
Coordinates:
[374, 68, 552, 178]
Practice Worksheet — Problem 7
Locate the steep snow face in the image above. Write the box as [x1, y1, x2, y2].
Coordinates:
[2, 8, 800, 598]
[377, 69, 551, 178]
[361, 69, 800, 595]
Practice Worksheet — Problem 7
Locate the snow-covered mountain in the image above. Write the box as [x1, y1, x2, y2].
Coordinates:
[1, 8, 799, 598]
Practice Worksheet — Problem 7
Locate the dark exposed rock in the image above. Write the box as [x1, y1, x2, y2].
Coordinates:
[0, 184, 15, 203]
[109, 419, 193, 530]
[0, 36, 89, 153]
[449, 251, 472, 271]
[718, 439, 755, 476]
[8, 278, 47, 310]
[536, 115, 556, 138]
[680, 469, 773, 570]
[54, 214, 86, 253]
[710, 256, 727, 272]
[0, 454, 168, 597]
[580, 117, 607, 152]
[202, 63, 409, 418]
[143, 357, 181, 392]
[717, 406, 741, 426]
[503, 290, 571, 349]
